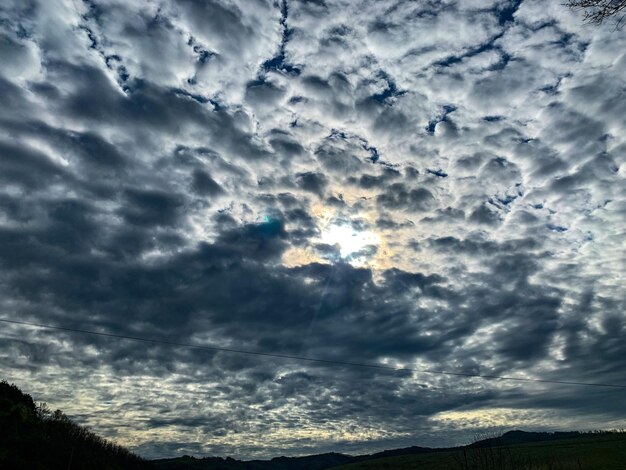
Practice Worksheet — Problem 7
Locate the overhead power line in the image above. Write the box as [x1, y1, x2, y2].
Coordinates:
[1, 318, 625, 389]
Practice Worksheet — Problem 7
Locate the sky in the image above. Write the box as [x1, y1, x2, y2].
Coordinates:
[0, 0, 625, 461]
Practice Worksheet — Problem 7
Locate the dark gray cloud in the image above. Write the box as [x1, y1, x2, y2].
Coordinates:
[377, 183, 437, 212]
[295, 171, 327, 196]
[0, 0, 624, 461]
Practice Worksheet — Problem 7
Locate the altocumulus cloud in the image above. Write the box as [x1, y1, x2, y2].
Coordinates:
[0, 0, 625, 460]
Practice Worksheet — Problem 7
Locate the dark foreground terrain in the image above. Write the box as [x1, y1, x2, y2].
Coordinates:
[0, 380, 150, 469]
[328, 432, 626, 470]
[2, 381, 624, 469]
[154, 431, 626, 470]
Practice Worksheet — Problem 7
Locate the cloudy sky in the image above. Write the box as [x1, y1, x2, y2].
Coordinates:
[1, 0, 625, 460]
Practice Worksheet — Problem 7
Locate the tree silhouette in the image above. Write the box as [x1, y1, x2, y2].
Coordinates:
[566, 0, 626, 27]
[0, 380, 152, 469]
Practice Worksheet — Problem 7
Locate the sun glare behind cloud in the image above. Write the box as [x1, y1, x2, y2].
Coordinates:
[320, 223, 379, 259]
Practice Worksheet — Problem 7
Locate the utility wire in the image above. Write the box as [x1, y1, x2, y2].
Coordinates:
[1, 318, 625, 389]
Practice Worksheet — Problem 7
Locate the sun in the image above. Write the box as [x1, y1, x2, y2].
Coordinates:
[320, 223, 379, 259]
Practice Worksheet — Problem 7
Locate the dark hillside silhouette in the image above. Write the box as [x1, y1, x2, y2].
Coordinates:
[154, 431, 626, 470]
[0, 380, 151, 470]
[154, 453, 356, 470]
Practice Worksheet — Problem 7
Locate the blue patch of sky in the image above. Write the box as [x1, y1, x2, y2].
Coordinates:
[487, 198, 505, 211]
[370, 70, 406, 104]
[81, 0, 105, 23]
[426, 105, 456, 135]
[328, 128, 348, 141]
[497, 194, 518, 205]
[493, 156, 509, 166]
[434, 40, 511, 71]
[434, 0, 523, 71]
[539, 80, 562, 96]
[77, 23, 130, 87]
[497, 0, 524, 26]
[194, 46, 216, 64]
[78, 25, 99, 50]
[79, 2, 140, 89]
[426, 169, 448, 178]
[171, 88, 222, 110]
[186, 36, 219, 86]
[365, 144, 380, 163]
[547, 224, 568, 233]
[326, 129, 381, 164]
[486, 51, 512, 71]
[289, 96, 306, 104]
[488, 185, 523, 209]
[262, 0, 301, 76]
[436, 39, 495, 67]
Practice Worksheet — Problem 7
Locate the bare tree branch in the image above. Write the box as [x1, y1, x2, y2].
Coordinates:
[565, 0, 626, 28]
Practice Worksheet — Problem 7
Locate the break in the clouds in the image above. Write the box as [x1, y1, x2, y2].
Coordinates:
[0, 0, 625, 460]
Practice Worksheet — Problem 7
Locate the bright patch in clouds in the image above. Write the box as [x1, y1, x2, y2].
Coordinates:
[320, 223, 379, 259]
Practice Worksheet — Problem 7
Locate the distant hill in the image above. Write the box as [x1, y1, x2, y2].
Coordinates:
[362, 444, 443, 460]
[154, 431, 626, 470]
[0, 380, 151, 470]
[154, 442, 455, 469]
[153, 452, 355, 470]
[153, 444, 449, 469]
[331, 431, 626, 470]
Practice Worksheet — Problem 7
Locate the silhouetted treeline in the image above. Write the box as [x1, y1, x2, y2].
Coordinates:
[0, 380, 152, 470]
